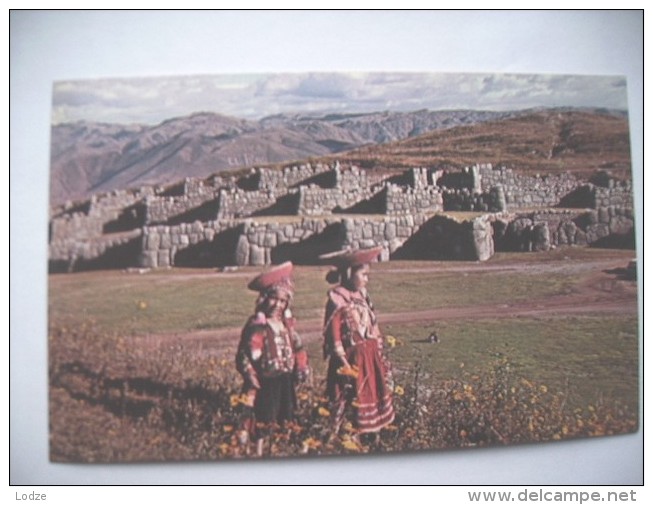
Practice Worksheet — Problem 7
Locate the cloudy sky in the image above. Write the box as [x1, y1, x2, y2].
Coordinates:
[51, 71, 629, 125]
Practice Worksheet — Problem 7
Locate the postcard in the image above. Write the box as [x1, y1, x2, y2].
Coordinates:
[47, 72, 638, 463]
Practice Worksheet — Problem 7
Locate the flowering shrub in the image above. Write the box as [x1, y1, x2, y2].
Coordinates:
[48, 324, 638, 462]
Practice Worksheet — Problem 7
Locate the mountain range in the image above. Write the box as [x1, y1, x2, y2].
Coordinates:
[49, 108, 630, 205]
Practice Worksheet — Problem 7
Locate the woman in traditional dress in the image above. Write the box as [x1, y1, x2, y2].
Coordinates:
[235, 261, 309, 455]
[320, 246, 394, 441]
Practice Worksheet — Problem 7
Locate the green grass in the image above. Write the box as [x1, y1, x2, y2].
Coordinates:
[49, 253, 604, 335]
[383, 315, 639, 413]
[48, 249, 639, 414]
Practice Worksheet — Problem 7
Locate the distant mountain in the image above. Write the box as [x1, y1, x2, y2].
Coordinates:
[49, 108, 629, 204]
[49, 109, 529, 204]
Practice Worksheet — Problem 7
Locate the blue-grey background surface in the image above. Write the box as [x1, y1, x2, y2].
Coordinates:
[9, 9, 643, 485]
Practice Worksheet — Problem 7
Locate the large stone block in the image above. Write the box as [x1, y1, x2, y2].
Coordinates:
[384, 222, 397, 240]
[160, 234, 171, 249]
[140, 250, 158, 268]
[263, 232, 278, 248]
[158, 250, 171, 268]
[146, 232, 160, 250]
[610, 216, 633, 235]
[250, 244, 266, 266]
[235, 235, 250, 266]
[472, 217, 495, 261]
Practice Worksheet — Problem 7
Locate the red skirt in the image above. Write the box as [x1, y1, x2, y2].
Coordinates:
[327, 339, 394, 433]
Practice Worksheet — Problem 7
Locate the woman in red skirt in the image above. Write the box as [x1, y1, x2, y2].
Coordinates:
[320, 246, 394, 442]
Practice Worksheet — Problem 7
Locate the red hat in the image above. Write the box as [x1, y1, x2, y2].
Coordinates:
[247, 261, 294, 292]
[319, 246, 383, 268]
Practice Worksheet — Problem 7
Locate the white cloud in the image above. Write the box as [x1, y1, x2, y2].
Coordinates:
[51, 72, 629, 125]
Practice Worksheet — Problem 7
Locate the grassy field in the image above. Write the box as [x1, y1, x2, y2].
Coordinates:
[47, 248, 640, 461]
[48, 247, 630, 335]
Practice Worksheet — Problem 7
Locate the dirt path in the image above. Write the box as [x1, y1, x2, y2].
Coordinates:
[138, 257, 638, 348]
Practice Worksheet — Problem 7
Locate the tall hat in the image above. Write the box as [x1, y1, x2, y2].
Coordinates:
[319, 246, 383, 268]
[247, 261, 294, 292]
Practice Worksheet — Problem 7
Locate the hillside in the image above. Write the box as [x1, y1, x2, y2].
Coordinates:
[49, 108, 631, 204]
[49, 109, 524, 204]
[330, 110, 632, 180]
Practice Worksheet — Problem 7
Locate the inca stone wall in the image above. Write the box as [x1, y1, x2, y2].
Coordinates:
[392, 213, 495, 261]
[216, 188, 284, 219]
[441, 185, 505, 212]
[493, 206, 635, 252]
[49, 229, 143, 272]
[50, 188, 151, 257]
[593, 180, 633, 209]
[50, 212, 105, 242]
[48, 160, 636, 272]
[140, 219, 239, 269]
[297, 186, 374, 215]
[137, 214, 429, 269]
[384, 184, 443, 215]
[145, 192, 220, 225]
[342, 214, 428, 260]
[257, 163, 333, 190]
[478, 165, 580, 210]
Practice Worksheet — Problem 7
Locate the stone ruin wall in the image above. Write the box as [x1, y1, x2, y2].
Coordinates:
[216, 188, 284, 219]
[49, 160, 636, 272]
[49, 229, 143, 271]
[50, 187, 152, 255]
[477, 165, 579, 210]
[138, 214, 428, 269]
[140, 219, 235, 269]
[493, 206, 635, 253]
[144, 177, 229, 225]
[384, 184, 443, 215]
[593, 181, 633, 209]
[296, 186, 374, 215]
[257, 163, 333, 190]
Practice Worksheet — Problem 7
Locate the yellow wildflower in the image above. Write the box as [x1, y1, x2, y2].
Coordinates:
[302, 437, 322, 450]
[343, 422, 356, 433]
[341, 439, 362, 452]
[337, 365, 359, 378]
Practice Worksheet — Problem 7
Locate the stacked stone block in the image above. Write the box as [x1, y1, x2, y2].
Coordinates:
[216, 188, 282, 219]
[341, 214, 428, 260]
[593, 181, 633, 209]
[478, 165, 579, 210]
[385, 185, 443, 215]
[493, 207, 635, 251]
[297, 186, 375, 215]
[49, 159, 636, 271]
[257, 163, 332, 190]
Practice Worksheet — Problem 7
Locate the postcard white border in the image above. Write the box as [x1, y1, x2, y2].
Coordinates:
[9, 9, 644, 485]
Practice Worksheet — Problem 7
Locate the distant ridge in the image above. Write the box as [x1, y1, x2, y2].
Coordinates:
[49, 107, 629, 205]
